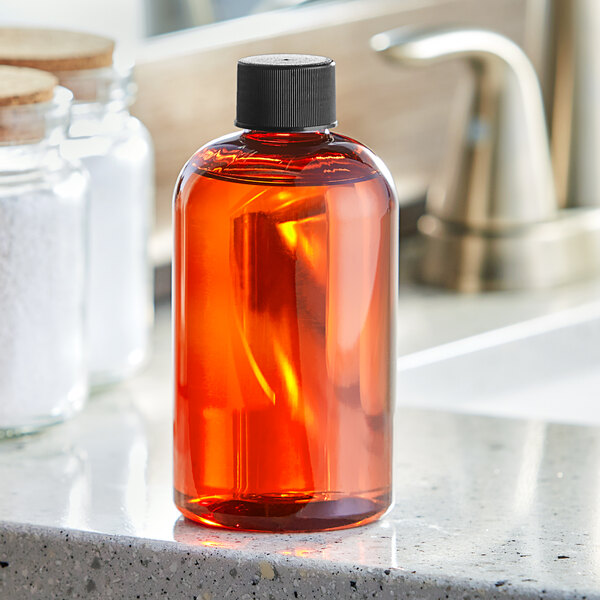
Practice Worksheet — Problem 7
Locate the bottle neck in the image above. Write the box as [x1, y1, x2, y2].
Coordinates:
[241, 128, 332, 146]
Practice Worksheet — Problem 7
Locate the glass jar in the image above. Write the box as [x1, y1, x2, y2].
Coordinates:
[59, 65, 154, 386]
[0, 86, 89, 436]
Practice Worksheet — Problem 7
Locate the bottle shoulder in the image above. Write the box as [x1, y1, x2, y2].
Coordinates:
[177, 131, 394, 188]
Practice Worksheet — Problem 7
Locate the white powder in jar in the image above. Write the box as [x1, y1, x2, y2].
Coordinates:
[80, 126, 153, 384]
[0, 175, 87, 430]
[62, 113, 154, 386]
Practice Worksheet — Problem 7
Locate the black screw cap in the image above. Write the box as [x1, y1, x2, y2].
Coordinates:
[235, 54, 337, 131]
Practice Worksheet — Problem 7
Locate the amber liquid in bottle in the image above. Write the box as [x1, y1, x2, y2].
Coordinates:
[174, 130, 397, 532]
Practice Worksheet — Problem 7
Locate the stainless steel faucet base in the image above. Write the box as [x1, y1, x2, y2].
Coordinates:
[418, 209, 600, 292]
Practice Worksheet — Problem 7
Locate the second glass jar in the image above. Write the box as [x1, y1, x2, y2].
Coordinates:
[60, 65, 154, 386]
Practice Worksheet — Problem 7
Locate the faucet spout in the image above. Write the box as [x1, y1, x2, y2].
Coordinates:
[372, 28, 556, 230]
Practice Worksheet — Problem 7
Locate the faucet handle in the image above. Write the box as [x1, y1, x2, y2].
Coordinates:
[372, 28, 557, 230]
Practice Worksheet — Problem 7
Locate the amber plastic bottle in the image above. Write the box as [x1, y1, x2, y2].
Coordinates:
[173, 54, 398, 532]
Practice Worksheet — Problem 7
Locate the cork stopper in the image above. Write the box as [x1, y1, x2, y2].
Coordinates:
[0, 65, 68, 143]
[0, 28, 114, 72]
[0, 65, 57, 106]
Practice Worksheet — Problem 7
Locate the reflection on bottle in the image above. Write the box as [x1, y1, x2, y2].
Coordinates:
[227, 180, 393, 503]
[230, 194, 319, 495]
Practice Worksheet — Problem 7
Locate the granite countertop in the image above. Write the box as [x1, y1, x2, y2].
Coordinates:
[1, 303, 599, 599]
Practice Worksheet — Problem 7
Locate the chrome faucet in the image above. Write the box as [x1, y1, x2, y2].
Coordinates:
[372, 27, 600, 291]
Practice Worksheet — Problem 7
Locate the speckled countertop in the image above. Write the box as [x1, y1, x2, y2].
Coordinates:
[1, 302, 599, 599]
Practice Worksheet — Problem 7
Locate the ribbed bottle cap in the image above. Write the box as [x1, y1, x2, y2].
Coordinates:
[235, 54, 336, 131]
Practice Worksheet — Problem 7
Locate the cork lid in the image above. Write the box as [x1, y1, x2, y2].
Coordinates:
[0, 65, 57, 106]
[0, 28, 114, 72]
[0, 66, 71, 144]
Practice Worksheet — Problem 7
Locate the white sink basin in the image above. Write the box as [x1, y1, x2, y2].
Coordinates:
[397, 297, 600, 426]
[396, 238, 600, 426]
